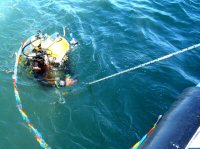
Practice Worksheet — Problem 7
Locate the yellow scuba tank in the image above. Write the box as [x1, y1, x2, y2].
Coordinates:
[41, 33, 70, 64]
[21, 32, 70, 65]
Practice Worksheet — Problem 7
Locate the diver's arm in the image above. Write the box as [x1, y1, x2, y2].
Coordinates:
[65, 77, 77, 86]
[55, 76, 77, 87]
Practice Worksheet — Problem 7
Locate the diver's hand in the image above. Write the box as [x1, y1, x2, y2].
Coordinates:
[65, 77, 77, 86]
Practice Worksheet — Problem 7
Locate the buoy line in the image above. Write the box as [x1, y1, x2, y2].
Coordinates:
[13, 40, 51, 149]
[88, 43, 200, 85]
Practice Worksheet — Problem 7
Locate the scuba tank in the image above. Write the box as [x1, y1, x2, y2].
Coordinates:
[21, 31, 70, 66]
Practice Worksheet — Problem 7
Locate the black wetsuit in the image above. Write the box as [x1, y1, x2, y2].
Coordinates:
[31, 56, 72, 87]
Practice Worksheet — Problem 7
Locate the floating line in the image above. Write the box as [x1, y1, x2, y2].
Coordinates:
[131, 115, 162, 149]
[88, 43, 200, 85]
[13, 39, 51, 149]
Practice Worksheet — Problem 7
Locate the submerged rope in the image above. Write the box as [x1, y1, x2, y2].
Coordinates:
[13, 40, 51, 149]
[88, 43, 200, 85]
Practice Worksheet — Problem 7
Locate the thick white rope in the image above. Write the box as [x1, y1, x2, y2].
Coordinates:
[88, 43, 200, 85]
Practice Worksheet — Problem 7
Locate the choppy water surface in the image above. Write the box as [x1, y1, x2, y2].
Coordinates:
[0, 0, 200, 148]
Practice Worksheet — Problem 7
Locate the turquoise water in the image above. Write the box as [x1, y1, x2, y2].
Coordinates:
[0, 0, 200, 148]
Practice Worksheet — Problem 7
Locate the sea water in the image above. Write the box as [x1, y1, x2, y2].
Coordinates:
[0, 0, 200, 148]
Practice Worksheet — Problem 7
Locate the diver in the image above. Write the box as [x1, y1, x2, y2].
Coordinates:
[21, 30, 78, 87]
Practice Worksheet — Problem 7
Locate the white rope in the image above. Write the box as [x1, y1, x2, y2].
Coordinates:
[88, 43, 200, 85]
